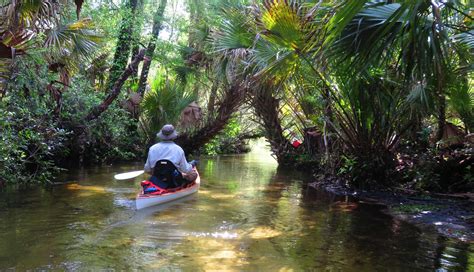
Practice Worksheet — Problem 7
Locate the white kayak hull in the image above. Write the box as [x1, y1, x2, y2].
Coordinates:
[136, 173, 200, 210]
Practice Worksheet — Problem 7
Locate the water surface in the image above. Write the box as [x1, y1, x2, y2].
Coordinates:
[0, 143, 472, 270]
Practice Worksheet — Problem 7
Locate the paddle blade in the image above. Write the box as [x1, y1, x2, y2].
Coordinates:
[114, 170, 145, 180]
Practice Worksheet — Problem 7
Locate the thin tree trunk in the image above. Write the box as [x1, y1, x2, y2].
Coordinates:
[86, 49, 146, 121]
[323, 86, 332, 156]
[432, 3, 446, 142]
[137, 0, 167, 95]
[436, 88, 446, 142]
[187, 0, 202, 48]
[105, 0, 139, 92]
[130, 45, 141, 80]
[434, 55, 446, 142]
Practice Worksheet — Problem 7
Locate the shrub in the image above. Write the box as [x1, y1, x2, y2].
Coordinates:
[60, 76, 143, 164]
[0, 93, 68, 184]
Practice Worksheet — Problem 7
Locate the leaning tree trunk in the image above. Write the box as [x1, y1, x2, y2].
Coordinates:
[86, 49, 146, 121]
[137, 0, 167, 95]
[175, 83, 246, 153]
[105, 0, 139, 92]
[207, 81, 218, 113]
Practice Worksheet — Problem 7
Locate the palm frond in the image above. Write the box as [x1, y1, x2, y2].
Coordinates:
[213, 7, 254, 52]
[44, 18, 101, 60]
[452, 31, 474, 49]
[140, 75, 197, 142]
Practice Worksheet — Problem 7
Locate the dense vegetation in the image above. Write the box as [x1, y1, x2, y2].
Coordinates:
[0, 0, 472, 193]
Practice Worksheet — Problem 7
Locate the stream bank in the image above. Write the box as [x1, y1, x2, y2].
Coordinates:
[308, 178, 474, 242]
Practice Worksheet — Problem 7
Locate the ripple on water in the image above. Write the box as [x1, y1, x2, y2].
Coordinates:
[1, 149, 472, 271]
[189, 231, 239, 239]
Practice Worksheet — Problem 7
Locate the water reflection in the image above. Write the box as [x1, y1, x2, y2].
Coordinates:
[0, 142, 472, 270]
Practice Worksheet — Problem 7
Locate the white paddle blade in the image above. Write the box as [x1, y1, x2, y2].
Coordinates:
[114, 170, 145, 180]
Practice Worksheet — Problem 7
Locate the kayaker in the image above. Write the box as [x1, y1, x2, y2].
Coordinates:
[144, 124, 198, 183]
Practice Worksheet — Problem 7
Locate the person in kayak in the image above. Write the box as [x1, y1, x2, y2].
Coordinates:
[144, 124, 198, 187]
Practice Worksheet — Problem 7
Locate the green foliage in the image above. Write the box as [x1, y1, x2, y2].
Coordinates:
[0, 75, 67, 184]
[447, 75, 474, 132]
[401, 147, 474, 193]
[337, 155, 356, 177]
[60, 77, 142, 163]
[1, 0, 472, 193]
[202, 118, 250, 155]
[140, 73, 196, 144]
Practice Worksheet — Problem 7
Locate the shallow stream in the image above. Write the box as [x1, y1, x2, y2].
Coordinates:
[0, 143, 472, 270]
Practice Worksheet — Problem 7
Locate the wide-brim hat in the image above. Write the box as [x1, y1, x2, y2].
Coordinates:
[157, 124, 178, 140]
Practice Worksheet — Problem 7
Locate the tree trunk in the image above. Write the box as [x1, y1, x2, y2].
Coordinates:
[176, 83, 246, 153]
[434, 53, 446, 143]
[86, 49, 146, 122]
[436, 90, 446, 142]
[137, 0, 167, 95]
[187, 0, 202, 48]
[129, 0, 144, 80]
[105, 0, 139, 92]
[207, 81, 218, 114]
[432, 3, 446, 143]
[130, 45, 141, 80]
[252, 85, 293, 164]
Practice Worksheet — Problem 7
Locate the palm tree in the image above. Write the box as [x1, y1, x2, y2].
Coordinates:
[140, 73, 197, 145]
[211, 1, 316, 163]
[240, 0, 471, 184]
[326, 0, 473, 140]
[0, 0, 100, 95]
[208, 1, 416, 184]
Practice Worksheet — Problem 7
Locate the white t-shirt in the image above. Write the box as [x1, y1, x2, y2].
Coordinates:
[144, 141, 193, 174]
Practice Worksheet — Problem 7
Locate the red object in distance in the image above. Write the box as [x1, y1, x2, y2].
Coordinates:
[292, 140, 301, 148]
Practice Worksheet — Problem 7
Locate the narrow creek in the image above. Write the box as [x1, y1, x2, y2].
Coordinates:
[0, 142, 472, 270]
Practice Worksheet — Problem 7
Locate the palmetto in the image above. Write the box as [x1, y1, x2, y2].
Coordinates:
[140, 74, 196, 145]
[0, 0, 100, 89]
[212, 0, 472, 183]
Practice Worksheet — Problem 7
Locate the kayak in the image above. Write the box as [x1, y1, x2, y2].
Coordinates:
[136, 171, 200, 210]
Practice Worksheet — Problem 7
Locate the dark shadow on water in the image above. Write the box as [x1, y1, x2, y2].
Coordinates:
[0, 147, 472, 271]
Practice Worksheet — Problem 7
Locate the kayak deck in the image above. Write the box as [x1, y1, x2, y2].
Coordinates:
[136, 171, 200, 210]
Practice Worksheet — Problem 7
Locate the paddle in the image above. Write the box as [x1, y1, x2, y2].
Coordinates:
[114, 170, 145, 180]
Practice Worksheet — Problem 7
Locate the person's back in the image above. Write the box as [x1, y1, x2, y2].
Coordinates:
[144, 141, 192, 174]
[144, 124, 197, 185]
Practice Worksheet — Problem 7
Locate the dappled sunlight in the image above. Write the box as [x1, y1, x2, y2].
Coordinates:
[65, 183, 107, 196]
[329, 201, 359, 213]
[1, 0, 472, 270]
[206, 191, 241, 200]
[175, 237, 249, 270]
[189, 231, 238, 239]
[1, 145, 471, 271]
[246, 226, 282, 239]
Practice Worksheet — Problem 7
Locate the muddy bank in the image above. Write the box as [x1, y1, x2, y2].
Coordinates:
[308, 179, 474, 242]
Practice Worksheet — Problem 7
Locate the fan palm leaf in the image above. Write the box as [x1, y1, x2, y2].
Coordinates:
[1, 1, 100, 89]
[140, 75, 197, 143]
[44, 18, 102, 78]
